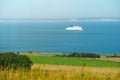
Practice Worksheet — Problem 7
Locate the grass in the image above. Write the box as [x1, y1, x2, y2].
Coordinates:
[95, 58, 120, 62]
[28, 56, 120, 68]
[0, 65, 120, 80]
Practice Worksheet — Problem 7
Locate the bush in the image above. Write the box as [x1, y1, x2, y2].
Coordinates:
[0, 52, 33, 70]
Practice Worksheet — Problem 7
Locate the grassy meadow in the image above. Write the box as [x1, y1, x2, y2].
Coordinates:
[0, 53, 120, 80]
[28, 55, 120, 68]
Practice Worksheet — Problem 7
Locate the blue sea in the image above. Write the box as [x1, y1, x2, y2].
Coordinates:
[0, 21, 120, 54]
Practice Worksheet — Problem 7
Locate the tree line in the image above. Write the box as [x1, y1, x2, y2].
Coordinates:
[55, 52, 100, 58]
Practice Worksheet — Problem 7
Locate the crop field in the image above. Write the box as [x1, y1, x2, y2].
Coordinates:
[28, 56, 120, 68]
[0, 64, 120, 80]
[95, 58, 120, 62]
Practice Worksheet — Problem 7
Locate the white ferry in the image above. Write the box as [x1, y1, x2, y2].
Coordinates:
[65, 25, 83, 31]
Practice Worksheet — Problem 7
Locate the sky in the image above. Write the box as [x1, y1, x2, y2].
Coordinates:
[0, 0, 120, 19]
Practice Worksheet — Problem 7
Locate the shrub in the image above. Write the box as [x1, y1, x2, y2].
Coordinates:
[0, 52, 33, 70]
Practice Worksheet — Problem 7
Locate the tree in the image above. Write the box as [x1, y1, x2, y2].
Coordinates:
[0, 52, 33, 70]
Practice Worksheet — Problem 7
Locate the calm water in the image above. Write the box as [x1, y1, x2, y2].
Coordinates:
[0, 22, 120, 53]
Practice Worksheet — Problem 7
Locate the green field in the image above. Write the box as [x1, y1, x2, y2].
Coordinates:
[28, 56, 120, 68]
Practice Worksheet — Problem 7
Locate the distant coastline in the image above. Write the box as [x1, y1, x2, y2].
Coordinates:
[0, 18, 120, 23]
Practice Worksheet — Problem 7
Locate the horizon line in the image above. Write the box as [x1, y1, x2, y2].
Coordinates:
[0, 17, 120, 20]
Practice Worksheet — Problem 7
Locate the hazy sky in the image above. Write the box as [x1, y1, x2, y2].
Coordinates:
[0, 0, 120, 19]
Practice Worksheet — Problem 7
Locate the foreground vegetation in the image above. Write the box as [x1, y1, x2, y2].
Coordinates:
[0, 65, 120, 80]
[0, 52, 120, 80]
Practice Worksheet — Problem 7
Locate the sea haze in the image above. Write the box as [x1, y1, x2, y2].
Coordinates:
[0, 21, 120, 54]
